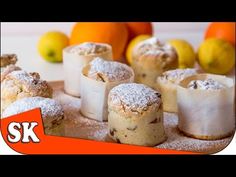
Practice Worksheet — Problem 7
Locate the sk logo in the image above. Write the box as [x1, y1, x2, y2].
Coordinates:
[7, 122, 40, 143]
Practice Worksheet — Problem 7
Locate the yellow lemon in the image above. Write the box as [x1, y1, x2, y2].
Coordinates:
[198, 38, 235, 75]
[38, 31, 69, 63]
[126, 34, 152, 65]
[168, 39, 196, 69]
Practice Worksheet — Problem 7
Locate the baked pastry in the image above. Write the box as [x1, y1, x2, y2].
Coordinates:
[1, 54, 21, 82]
[132, 37, 178, 89]
[1, 70, 53, 113]
[63, 42, 113, 97]
[80, 57, 134, 122]
[2, 97, 64, 136]
[177, 74, 235, 140]
[156, 68, 198, 113]
[1, 54, 18, 67]
[108, 83, 166, 146]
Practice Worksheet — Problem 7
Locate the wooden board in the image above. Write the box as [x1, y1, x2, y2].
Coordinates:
[50, 81, 233, 154]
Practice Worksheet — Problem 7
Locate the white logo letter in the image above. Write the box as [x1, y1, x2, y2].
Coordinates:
[7, 122, 21, 143]
[22, 122, 40, 143]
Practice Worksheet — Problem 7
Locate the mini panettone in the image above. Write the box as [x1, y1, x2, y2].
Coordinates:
[1, 70, 53, 113]
[156, 68, 198, 113]
[177, 74, 235, 140]
[108, 83, 166, 146]
[132, 37, 178, 89]
[2, 97, 64, 136]
[1, 54, 21, 82]
[63, 42, 113, 97]
[80, 57, 134, 122]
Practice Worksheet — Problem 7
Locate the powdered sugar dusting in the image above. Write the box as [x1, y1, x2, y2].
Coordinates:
[1, 64, 21, 82]
[7, 70, 47, 90]
[2, 97, 64, 119]
[52, 86, 108, 141]
[9, 70, 35, 83]
[157, 113, 231, 153]
[135, 37, 175, 57]
[87, 57, 133, 82]
[160, 68, 197, 84]
[109, 83, 161, 113]
[188, 78, 225, 90]
[49, 81, 231, 153]
[70, 42, 109, 55]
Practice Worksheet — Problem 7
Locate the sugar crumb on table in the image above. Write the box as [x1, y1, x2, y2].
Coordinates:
[50, 81, 232, 153]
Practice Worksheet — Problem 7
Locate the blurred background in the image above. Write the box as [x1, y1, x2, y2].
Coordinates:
[1, 22, 234, 81]
[2, 22, 209, 36]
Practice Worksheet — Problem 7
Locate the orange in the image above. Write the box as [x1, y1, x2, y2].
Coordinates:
[70, 22, 128, 60]
[126, 22, 153, 41]
[205, 22, 235, 46]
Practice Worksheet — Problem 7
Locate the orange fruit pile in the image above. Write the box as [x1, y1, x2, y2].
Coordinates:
[205, 22, 235, 46]
[70, 22, 128, 60]
[126, 22, 153, 41]
[70, 22, 153, 62]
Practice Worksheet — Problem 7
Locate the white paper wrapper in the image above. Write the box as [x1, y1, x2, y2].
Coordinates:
[80, 65, 134, 122]
[63, 44, 113, 97]
[177, 74, 235, 140]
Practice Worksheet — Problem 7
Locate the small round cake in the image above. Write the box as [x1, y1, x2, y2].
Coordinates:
[108, 83, 166, 146]
[63, 42, 113, 97]
[81, 57, 134, 121]
[132, 37, 178, 89]
[156, 68, 197, 113]
[1, 54, 21, 82]
[1, 70, 53, 113]
[177, 74, 235, 140]
[2, 97, 64, 136]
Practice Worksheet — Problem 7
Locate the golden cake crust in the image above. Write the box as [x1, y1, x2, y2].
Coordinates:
[108, 83, 162, 117]
[1, 70, 53, 113]
[69, 42, 111, 56]
[2, 97, 64, 136]
[131, 37, 178, 88]
[3, 70, 53, 97]
[86, 58, 133, 82]
[1, 54, 18, 67]
[158, 68, 198, 85]
[133, 37, 178, 70]
[1, 64, 22, 82]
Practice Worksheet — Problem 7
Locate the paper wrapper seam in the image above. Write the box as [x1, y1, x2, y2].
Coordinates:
[177, 74, 235, 139]
[63, 45, 113, 97]
[80, 65, 134, 122]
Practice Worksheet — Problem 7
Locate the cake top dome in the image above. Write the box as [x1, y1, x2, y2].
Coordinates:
[134, 37, 177, 58]
[159, 68, 197, 84]
[2, 97, 64, 119]
[69, 42, 110, 56]
[3, 70, 52, 97]
[86, 57, 133, 82]
[109, 83, 161, 114]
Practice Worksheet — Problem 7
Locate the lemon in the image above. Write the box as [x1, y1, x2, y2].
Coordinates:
[198, 38, 235, 75]
[126, 34, 152, 65]
[168, 39, 196, 69]
[38, 31, 69, 63]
